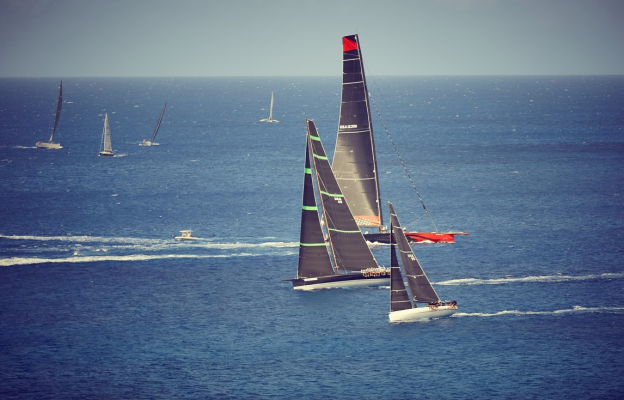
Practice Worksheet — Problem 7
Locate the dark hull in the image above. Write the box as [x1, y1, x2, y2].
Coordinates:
[289, 272, 389, 291]
[364, 232, 469, 244]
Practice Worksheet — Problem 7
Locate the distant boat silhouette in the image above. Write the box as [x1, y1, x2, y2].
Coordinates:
[36, 80, 63, 149]
[260, 92, 279, 123]
[99, 113, 114, 156]
[141, 102, 167, 146]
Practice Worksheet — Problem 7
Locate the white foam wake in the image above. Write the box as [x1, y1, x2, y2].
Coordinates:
[0, 234, 299, 250]
[0, 234, 165, 244]
[0, 253, 256, 267]
[453, 305, 624, 318]
[436, 272, 624, 286]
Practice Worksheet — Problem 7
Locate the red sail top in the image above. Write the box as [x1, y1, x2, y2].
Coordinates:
[342, 36, 358, 52]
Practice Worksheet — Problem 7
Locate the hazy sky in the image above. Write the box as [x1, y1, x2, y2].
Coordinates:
[1, 0, 623, 77]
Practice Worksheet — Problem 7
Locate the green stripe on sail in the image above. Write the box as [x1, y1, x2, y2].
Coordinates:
[320, 190, 344, 198]
[312, 153, 328, 161]
[302, 205, 317, 211]
[309, 134, 321, 142]
[328, 228, 361, 233]
[300, 242, 327, 247]
[304, 167, 312, 174]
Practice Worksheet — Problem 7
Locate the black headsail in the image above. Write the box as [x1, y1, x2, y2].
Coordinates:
[388, 202, 440, 304]
[49, 80, 63, 142]
[307, 119, 379, 272]
[390, 218, 412, 312]
[151, 102, 167, 141]
[297, 135, 335, 278]
[332, 34, 382, 229]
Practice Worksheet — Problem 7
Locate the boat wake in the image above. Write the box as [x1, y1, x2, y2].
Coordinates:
[436, 272, 624, 286]
[454, 305, 624, 318]
[0, 234, 299, 266]
[0, 253, 235, 267]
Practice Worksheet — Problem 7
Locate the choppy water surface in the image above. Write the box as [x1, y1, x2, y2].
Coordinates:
[1, 76, 623, 399]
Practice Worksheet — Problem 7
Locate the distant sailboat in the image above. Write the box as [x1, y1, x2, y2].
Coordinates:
[260, 92, 279, 123]
[334, 34, 468, 243]
[36, 80, 63, 149]
[285, 119, 389, 291]
[99, 113, 114, 156]
[142, 102, 167, 146]
[388, 201, 458, 323]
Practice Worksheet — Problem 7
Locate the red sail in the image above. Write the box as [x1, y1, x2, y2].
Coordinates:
[342, 36, 358, 52]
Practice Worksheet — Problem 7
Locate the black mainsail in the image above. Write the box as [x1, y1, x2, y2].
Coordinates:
[50, 81, 63, 142]
[388, 202, 440, 304]
[332, 34, 382, 229]
[308, 119, 379, 272]
[297, 138, 335, 278]
[150, 102, 167, 142]
[36, 80, 63, 149]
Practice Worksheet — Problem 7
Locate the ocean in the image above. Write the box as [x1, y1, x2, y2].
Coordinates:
[1, 76, 623, 399]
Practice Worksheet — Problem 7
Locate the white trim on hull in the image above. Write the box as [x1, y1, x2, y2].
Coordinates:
[294, 277, 389, 291]
[389, 305, 457, 323]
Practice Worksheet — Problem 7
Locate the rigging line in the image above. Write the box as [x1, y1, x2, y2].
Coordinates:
[366, 79, 439, 232]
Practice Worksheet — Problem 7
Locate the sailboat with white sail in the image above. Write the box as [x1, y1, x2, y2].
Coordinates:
[141, 102, 167, 146]
[99, 113, 114, 157]
[259, 91, 279, 123]
[388, 201, 458, 323]
[36, 80, 63, 149]
[286, 119, 389, 291]
[333, 34, 468, 243]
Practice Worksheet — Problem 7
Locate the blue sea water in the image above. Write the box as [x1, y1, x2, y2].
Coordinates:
[0, 76, 623, 399]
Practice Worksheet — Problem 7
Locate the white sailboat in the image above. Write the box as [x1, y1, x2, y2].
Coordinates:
[388, 201, 458, 323]
[260, 91, 279, 123]
[99, 113, 114, 156]
[36, 80, 63, 149]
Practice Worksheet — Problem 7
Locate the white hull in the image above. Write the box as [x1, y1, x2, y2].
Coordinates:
[389, 305, 457, 323]
[293, 277, 388, 291]
[36, 142, 62, 149]
[99, 151, 114, 157]
[175, 236, 201, 241]
[140, 140, 159, 146]
[260, 118, 279, 123]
